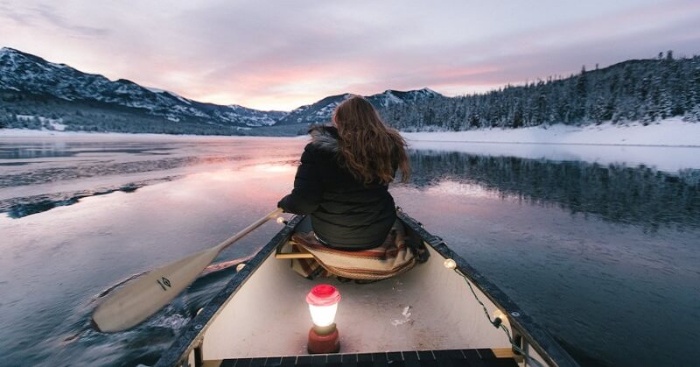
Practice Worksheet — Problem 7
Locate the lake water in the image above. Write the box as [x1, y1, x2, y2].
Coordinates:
[0, 134, 698, 367]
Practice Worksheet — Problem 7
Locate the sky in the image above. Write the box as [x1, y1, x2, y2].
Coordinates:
[1, 0, 700, 111]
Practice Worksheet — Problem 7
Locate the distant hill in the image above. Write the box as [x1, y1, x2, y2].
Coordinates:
[2, 47, 697, 136]
[275, 88, 441, 125]
[0, 47, 440, 135]
[0, 47, 286, 134]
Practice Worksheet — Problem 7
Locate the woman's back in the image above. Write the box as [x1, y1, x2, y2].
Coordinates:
[277, 95, 409, 249]
[304, 125, 397, 248]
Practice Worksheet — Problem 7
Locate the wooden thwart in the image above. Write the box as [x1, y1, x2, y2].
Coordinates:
[275, 241, 314, 259]
[493, 347, 524, 364]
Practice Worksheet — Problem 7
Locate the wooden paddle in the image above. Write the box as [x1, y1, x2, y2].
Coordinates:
[92, 208, 283, 333]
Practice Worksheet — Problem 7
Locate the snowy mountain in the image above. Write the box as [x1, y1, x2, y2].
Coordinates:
[0, 47, 442, 134]
[275, 88, 442, 125]
[370, 88, 442, 106]
[0, 47, 286, 129]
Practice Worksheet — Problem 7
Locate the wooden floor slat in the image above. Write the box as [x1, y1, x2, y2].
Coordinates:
[209, 348, 518, 367]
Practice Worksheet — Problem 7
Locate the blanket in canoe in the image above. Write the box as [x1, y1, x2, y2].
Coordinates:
[281, 220, 421, 281]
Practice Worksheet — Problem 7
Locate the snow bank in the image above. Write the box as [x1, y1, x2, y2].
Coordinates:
[403, 118, 700, 172]
[2, 118, 698, 172]
[402, 118, 700, 147]
[2, 118, 698, 146]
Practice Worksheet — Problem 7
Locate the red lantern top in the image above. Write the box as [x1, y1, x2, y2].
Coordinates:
[306, 284, 341, 306]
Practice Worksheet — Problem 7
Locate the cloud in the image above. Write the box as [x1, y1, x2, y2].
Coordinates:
[0, 2, 32, 25]
[1, 0, 699, 110]
[0, 1, 108, 38]
[34, 3, 109, 38]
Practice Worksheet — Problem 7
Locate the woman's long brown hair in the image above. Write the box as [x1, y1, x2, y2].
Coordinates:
[333, 95, 410, 184]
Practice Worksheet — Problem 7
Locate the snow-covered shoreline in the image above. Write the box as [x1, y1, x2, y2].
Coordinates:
[0, 129, 290, 141]
[402, 118, 700, 147]
[2, 118, 698, 173]
[403, 118, 700, 173]
[2, 118, 698, 146]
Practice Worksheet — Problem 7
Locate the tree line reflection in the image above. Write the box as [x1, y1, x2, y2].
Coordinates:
[406, 150, 700, 232]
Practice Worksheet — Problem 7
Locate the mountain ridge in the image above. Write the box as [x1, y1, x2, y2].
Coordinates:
[4, 47, 697, 136]
[0, 47, 441, 134]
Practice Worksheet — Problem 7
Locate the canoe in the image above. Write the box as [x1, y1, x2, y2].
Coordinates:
[154, 209, 580, 367]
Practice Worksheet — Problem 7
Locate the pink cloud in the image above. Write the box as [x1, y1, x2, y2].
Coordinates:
[3, 0, 699, 110]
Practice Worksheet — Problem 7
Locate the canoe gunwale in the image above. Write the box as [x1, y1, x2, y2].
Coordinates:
[396, 210, 579, 367]
[155, 212, 579, 367]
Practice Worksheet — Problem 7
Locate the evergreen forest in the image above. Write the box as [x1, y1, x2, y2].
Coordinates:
[381, 52, 700, 132]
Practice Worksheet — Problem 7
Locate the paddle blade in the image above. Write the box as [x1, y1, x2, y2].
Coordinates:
[92, 208, 283, 333]
[92, 247, 219, 333]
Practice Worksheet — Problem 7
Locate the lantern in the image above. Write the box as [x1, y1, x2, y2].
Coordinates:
[306, 284, 341, 354]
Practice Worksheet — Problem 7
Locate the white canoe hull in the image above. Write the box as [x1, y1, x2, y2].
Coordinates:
[155, 211, 579, 367]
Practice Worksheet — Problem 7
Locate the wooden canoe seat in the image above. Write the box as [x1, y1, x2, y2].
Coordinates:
[275, 240, 314, 259]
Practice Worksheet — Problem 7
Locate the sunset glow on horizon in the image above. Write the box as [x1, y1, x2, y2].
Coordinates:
[2, 0, 699, 111]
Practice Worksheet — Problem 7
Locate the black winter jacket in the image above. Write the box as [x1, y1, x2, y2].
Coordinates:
[278, 126, 397, 250]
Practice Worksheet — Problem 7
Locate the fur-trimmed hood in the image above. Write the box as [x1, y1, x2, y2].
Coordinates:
[309, 125, 340, 153]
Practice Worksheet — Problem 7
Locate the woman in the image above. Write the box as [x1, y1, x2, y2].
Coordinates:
[278, 95, 410, 249]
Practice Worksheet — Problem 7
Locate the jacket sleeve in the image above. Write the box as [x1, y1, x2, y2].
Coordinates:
[277, 145, 323, 214]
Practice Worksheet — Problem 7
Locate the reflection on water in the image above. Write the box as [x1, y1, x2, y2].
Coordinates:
[0, 141, 176, 159]
[0, 155, 247, 187]
[409, 150, 700, 232]
[398, 149, 700, 367]
[0, 153, 300, 367]
[1, 136, 698, 367]
[0, 137, 305, 217]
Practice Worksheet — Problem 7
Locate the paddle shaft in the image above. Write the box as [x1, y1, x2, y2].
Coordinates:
[92, 208, 283, 333]
[210, 208, 283, 254]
